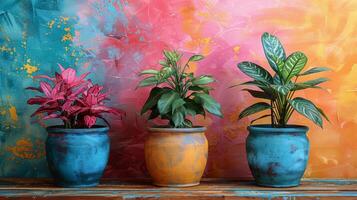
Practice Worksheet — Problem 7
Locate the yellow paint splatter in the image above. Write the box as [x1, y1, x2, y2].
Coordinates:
[8, 106, 18, 121]
[23, 63, 38, 75]
[48, 20, 55, 29]
[6, 139, 45, 159]
[62, 33, 73, 42]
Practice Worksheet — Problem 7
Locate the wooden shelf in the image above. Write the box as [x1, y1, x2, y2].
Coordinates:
[0, 179, 357, 199]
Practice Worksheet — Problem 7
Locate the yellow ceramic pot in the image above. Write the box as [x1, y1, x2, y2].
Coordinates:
[145, 126, 208, 187]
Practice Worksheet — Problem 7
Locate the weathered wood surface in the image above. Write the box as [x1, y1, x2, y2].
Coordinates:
[0, 179, 356, 199]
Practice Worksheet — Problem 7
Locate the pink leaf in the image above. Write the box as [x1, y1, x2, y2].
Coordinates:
[58, 63, 65, 72]
[40, 82, 52, 96]
[61, 68, 77, 85]
[27, 97, 50, 105]
[42, 113, 60, 120]
[84, 115, 97, 128]
[26, 87, 42, 93]
[33, 75, 55, 81]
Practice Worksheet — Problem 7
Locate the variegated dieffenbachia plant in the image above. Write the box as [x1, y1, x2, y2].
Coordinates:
[234, 32, 330, 128]
[138, 50, 223, 128]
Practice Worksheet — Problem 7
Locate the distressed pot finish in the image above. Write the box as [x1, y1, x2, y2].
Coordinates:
[246, 125, 309, 187]
[145, 126, 208, 187]
[46, 125, 110, 188]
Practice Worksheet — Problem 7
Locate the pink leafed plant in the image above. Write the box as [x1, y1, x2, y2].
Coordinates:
[27, 64, 124, 128]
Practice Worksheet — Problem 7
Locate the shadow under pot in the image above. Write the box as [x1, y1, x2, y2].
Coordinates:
[46, 125, 110, 188]
[145, 126, 208, 187]
[246, 125, 309, 188]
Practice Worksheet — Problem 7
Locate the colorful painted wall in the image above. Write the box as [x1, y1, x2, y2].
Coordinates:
[0, 0, 357, 179]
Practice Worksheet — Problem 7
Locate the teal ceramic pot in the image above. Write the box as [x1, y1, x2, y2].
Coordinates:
[46, 125, 110, 188]
[246, 125, 309, 187]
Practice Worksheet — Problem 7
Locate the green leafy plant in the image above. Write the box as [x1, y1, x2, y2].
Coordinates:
[235, 32, 330, 128]
[138, 50, 223, 128]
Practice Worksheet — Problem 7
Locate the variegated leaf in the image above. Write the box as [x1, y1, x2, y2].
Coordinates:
[298, 67, 331, 76]
[261, 32, 286, 73]
[237, 61, 273, 84]
[239, 102, 271, 120]
[282, 52, 307, 81]
[271, 83, 294, 95]
[289, 97, 323, 128]
[292, 78, 329, 91]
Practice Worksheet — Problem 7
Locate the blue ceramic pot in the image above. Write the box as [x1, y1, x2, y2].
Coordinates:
[246, 125, 309, 187]
[46, 125, 110, 188]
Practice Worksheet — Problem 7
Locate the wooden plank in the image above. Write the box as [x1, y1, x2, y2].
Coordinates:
[0, 179, 356, 199]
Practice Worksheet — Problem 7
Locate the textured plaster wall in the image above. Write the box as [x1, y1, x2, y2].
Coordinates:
[0, 0, 356, 178]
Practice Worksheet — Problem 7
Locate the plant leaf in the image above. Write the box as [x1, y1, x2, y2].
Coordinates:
[184, 100, 205, 117]
[137, 76, 159, 87]
[271, 83, 294, 95]
[157, 91, 179, 115]
[192, 75, 215, 85]
[237, 61, 273, 84]
[250, 114, 271, 124]
[172, 98, 186, 114]
[172, 107, 185, 127]
[139, 69, 159, 76]
[188, 55, 204, 62]
[141, 87, 171, 114]
[282, 52, 307, 81]
[292, 78, 329, 91]
[242, 89, 272, 100]
[298, 67, 331, 76]
[317, 107, 330, 123]
[261, 32, 286, 73]
[289, 97, 323, 128]
[239, 102, 271, 120]
[193, 93, 222, 117]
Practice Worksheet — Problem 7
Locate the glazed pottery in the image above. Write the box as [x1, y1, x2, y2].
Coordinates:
[46, 125, 110, 187]
[246, 125, 309, 187]
[145, 126, 208, 187]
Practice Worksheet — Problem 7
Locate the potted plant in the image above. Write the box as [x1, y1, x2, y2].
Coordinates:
[27, 64, 123, 187]
[138, 50, 222, 187]
[235, 32, 330, 187]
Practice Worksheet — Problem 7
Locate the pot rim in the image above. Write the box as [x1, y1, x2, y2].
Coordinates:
[46, 125, 109, 134]
[248, 124, 309, 133]
[148, 125, 206, 133]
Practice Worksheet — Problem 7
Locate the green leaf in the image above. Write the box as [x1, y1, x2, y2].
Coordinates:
[149, 106, 160, 120]
[194, 93, 222, 117]
[141, 87, 171, 114]
[172, 107, 185, 127]
[189, 85, 212, 94]
[157, 91, 180, 114]
[184, 100, 205, 117]
[237, 61, 273, 84]
[261, 32, 286, 73]
[137, 76, 159, 87]
[317, 107, 330, 123]
[242, 89, 272, 99]
[192, 75, 215, 85]
[139, 69, 159, 76]
[250, 114, 271, 124]
[189, 55, 204, 62]
[289, 97, 323, 128]
[271, 83, 294, 95]
[172, 98, 186, 114]
[292, 78, 329, 91]
[282, 52, 307, 81]
[239, 102, 271, 120]
[298, 67, 331, 76]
